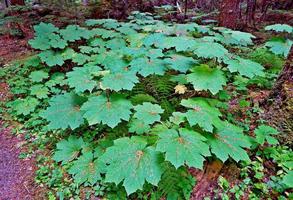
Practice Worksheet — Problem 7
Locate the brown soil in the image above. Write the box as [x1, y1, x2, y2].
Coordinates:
[0, 81, 45, 199]
[0, 121, 46, 200]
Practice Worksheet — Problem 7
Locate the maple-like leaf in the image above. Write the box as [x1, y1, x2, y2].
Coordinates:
[91, 28, 121, 39]
[127, 33, 147, 47]
[193, 42, 228, 59]
[128, 119, 151, 134]
[100, 137, 164, 195]
[265, 24, 293, 33]
[81, 94, 133, 128]
[130, 57, 166, 77]
[30, 84, 49, 99]
[33, 22, 59, 36]
[143, 33, 166, 47]
[53, 136, 87, 165]
[45, 73, 65, 88]
[180, 98, 222, 132]
[48, 33, 67, 49]
[169, 112, 186, 125]
[265, 39, 293, 57]
[133, 102, 164, 125]
[223, 57, 264, 78]
[215, 29, 255, 46]
[105, 37, 127, 50]
[29, 23, 63, 50]
[101, 51, 129, 72]
[28, 35, 51, 50]
[40, 93, 86, 130]
[206, 122, 251, 162]
[38, 50, 64, 67]
[186, 64, 226, 95]
[89, 37, 107, 47]
[66, 66, 101, 93]
[165, 55, 198, 73]
[60, 25, 91, 42]
[254, 125, 279, 145]
[68, 152, 105, 185]
[156, 36, 198, 52]
[9, 97, 39, 116]
[29, 70, 49, 82]
[101, 70, 139, 91]
[72, 53, 91, 65]
[117, 24, 138, 35]
[156, 128, 210, 169]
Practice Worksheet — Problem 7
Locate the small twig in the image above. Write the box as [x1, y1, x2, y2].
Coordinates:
[24, 183, 31, 194]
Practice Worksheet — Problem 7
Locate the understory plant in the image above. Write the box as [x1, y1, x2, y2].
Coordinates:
[2, 12, 292, 199]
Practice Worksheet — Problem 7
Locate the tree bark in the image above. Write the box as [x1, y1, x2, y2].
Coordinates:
[219, 0, 241, 29]
[10, 0, 25, 5]
[246, 0, 256, 26]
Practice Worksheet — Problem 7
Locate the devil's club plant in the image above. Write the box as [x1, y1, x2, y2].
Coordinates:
[6, 12, 287, 197]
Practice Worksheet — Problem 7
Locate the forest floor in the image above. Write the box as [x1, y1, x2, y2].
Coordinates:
[0, 4, 292, 200]
[0, 121, 44, 200]
[0, 83, 45, 199]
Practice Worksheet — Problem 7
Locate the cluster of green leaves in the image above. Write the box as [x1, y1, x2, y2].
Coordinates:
[264, 24, 293, 58]
[5, 12, 287, 198]
[210, 144, 293, 200]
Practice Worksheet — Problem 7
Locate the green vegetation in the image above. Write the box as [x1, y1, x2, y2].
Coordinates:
[1, 11, 292, 199]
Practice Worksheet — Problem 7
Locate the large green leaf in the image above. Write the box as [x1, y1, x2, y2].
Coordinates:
[265, 24, 293, 33]
[223, 57, 264, 78]
[265, 39, 293, 57]
[206, 122, 251, 162]
[215, 29, 255, 46]
[38, 50, 64, 67]
[100, 137, 164, 195]
[60, 25, 93, 42]
[81, 94, 133, 128]
[28, 35, 51, 50]
[156, 128, 210, 169]
[128, 119, 151, 135]
[165, 55, 198, 73]
[40, 93, 86, 130]
[156, 36, 198, 52]
[101, 70, 139, 91]
[186, 64, 226, 95]
[29, 70, 49, 82]
[193, 42, 228, 59]
[33, 22, 59, 35]
[180, 98, 222, 132]
[133, 102, 164, 125]
[68, 152, 105, 185]
[66, 66, 101, 93]
[130, 57, 167, 77]
[53, 136, 87, 165]
[28, 23, 66, 50]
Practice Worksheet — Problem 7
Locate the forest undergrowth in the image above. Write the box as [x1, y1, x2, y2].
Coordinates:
[0, 4, 292, 200]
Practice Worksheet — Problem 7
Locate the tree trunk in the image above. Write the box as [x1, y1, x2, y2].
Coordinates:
[246, 0, 256, 26]
[263, 50, 293, 147]
[10, 0, 25, 5]
[219, 0, 241, 29]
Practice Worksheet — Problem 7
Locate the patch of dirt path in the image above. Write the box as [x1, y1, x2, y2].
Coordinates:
[0, 83, 45, 200]
[0, 121, 44, 200]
